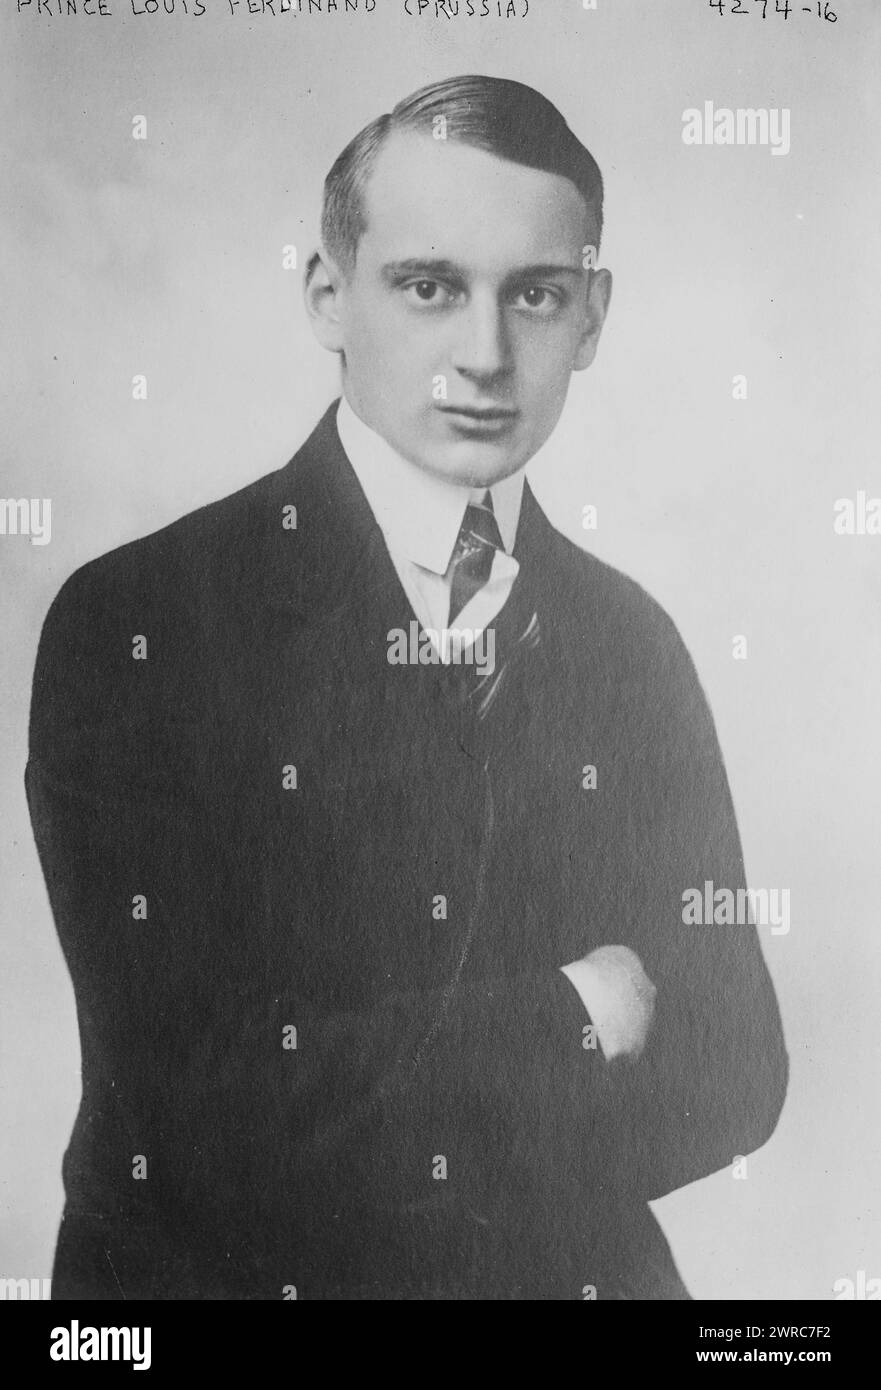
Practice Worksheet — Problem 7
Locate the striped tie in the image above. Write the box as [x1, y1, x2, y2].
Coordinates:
[441, 491, 542, 742]
[447, 492, 504, 625]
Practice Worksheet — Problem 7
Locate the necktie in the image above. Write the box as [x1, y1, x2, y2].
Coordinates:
[442, 491, 543, 731]
[441, 491, 544, 732]
[447, 493, 504, 626]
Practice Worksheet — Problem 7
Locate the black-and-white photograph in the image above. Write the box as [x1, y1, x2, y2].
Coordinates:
[2, 0, 879, 1339]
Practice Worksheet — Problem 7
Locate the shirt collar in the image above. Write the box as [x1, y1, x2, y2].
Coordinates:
[336, 395, 525, 576]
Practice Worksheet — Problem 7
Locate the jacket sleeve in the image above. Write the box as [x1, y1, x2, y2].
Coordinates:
[581, 614, 789, 1202]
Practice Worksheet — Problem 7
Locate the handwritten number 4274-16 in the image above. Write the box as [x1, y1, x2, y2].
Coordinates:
[709, 0, 838, 19]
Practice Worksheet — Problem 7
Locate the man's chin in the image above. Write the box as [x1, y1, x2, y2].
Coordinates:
[417, 436, 533, 488]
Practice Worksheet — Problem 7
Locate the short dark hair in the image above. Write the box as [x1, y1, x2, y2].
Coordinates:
[321, 75, 604, 276]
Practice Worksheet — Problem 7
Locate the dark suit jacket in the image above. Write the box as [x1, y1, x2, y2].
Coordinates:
[26, 401, 787, 1300]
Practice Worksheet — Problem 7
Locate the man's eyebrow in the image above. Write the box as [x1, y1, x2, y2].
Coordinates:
[506, 263, 584, 280]
[381, 259, 464, 281]
[380, 259, 585, 282]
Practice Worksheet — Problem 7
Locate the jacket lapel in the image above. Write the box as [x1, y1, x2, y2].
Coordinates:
[241, 401, 568, 757]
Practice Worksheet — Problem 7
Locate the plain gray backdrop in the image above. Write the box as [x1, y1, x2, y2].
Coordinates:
[2, 0, 879, 1299]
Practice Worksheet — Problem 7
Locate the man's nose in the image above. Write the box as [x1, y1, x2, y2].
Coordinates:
[449, 294, 511, 381]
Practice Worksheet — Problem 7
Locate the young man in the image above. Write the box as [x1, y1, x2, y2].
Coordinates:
[27, 76, 787, 1300]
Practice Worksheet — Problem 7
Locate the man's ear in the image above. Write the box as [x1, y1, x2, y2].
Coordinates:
[303, 248, 346, 354]
[573, 267, 613, 372]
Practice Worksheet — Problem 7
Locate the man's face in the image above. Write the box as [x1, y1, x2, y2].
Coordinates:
[314, 130, 610, 487]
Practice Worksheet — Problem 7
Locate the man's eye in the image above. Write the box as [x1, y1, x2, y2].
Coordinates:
[403, 279, 452, 306]
[516, 285, 562, 312]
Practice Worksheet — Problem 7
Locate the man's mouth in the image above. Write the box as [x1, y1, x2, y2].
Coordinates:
[438, 405, 519, 434]
[439, 405, 517, 421]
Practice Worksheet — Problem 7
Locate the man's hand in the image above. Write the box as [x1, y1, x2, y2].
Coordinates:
[560, 945, 657, 1061]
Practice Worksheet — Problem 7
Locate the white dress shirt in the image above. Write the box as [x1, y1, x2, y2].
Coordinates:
[336, 396, 524, 659]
